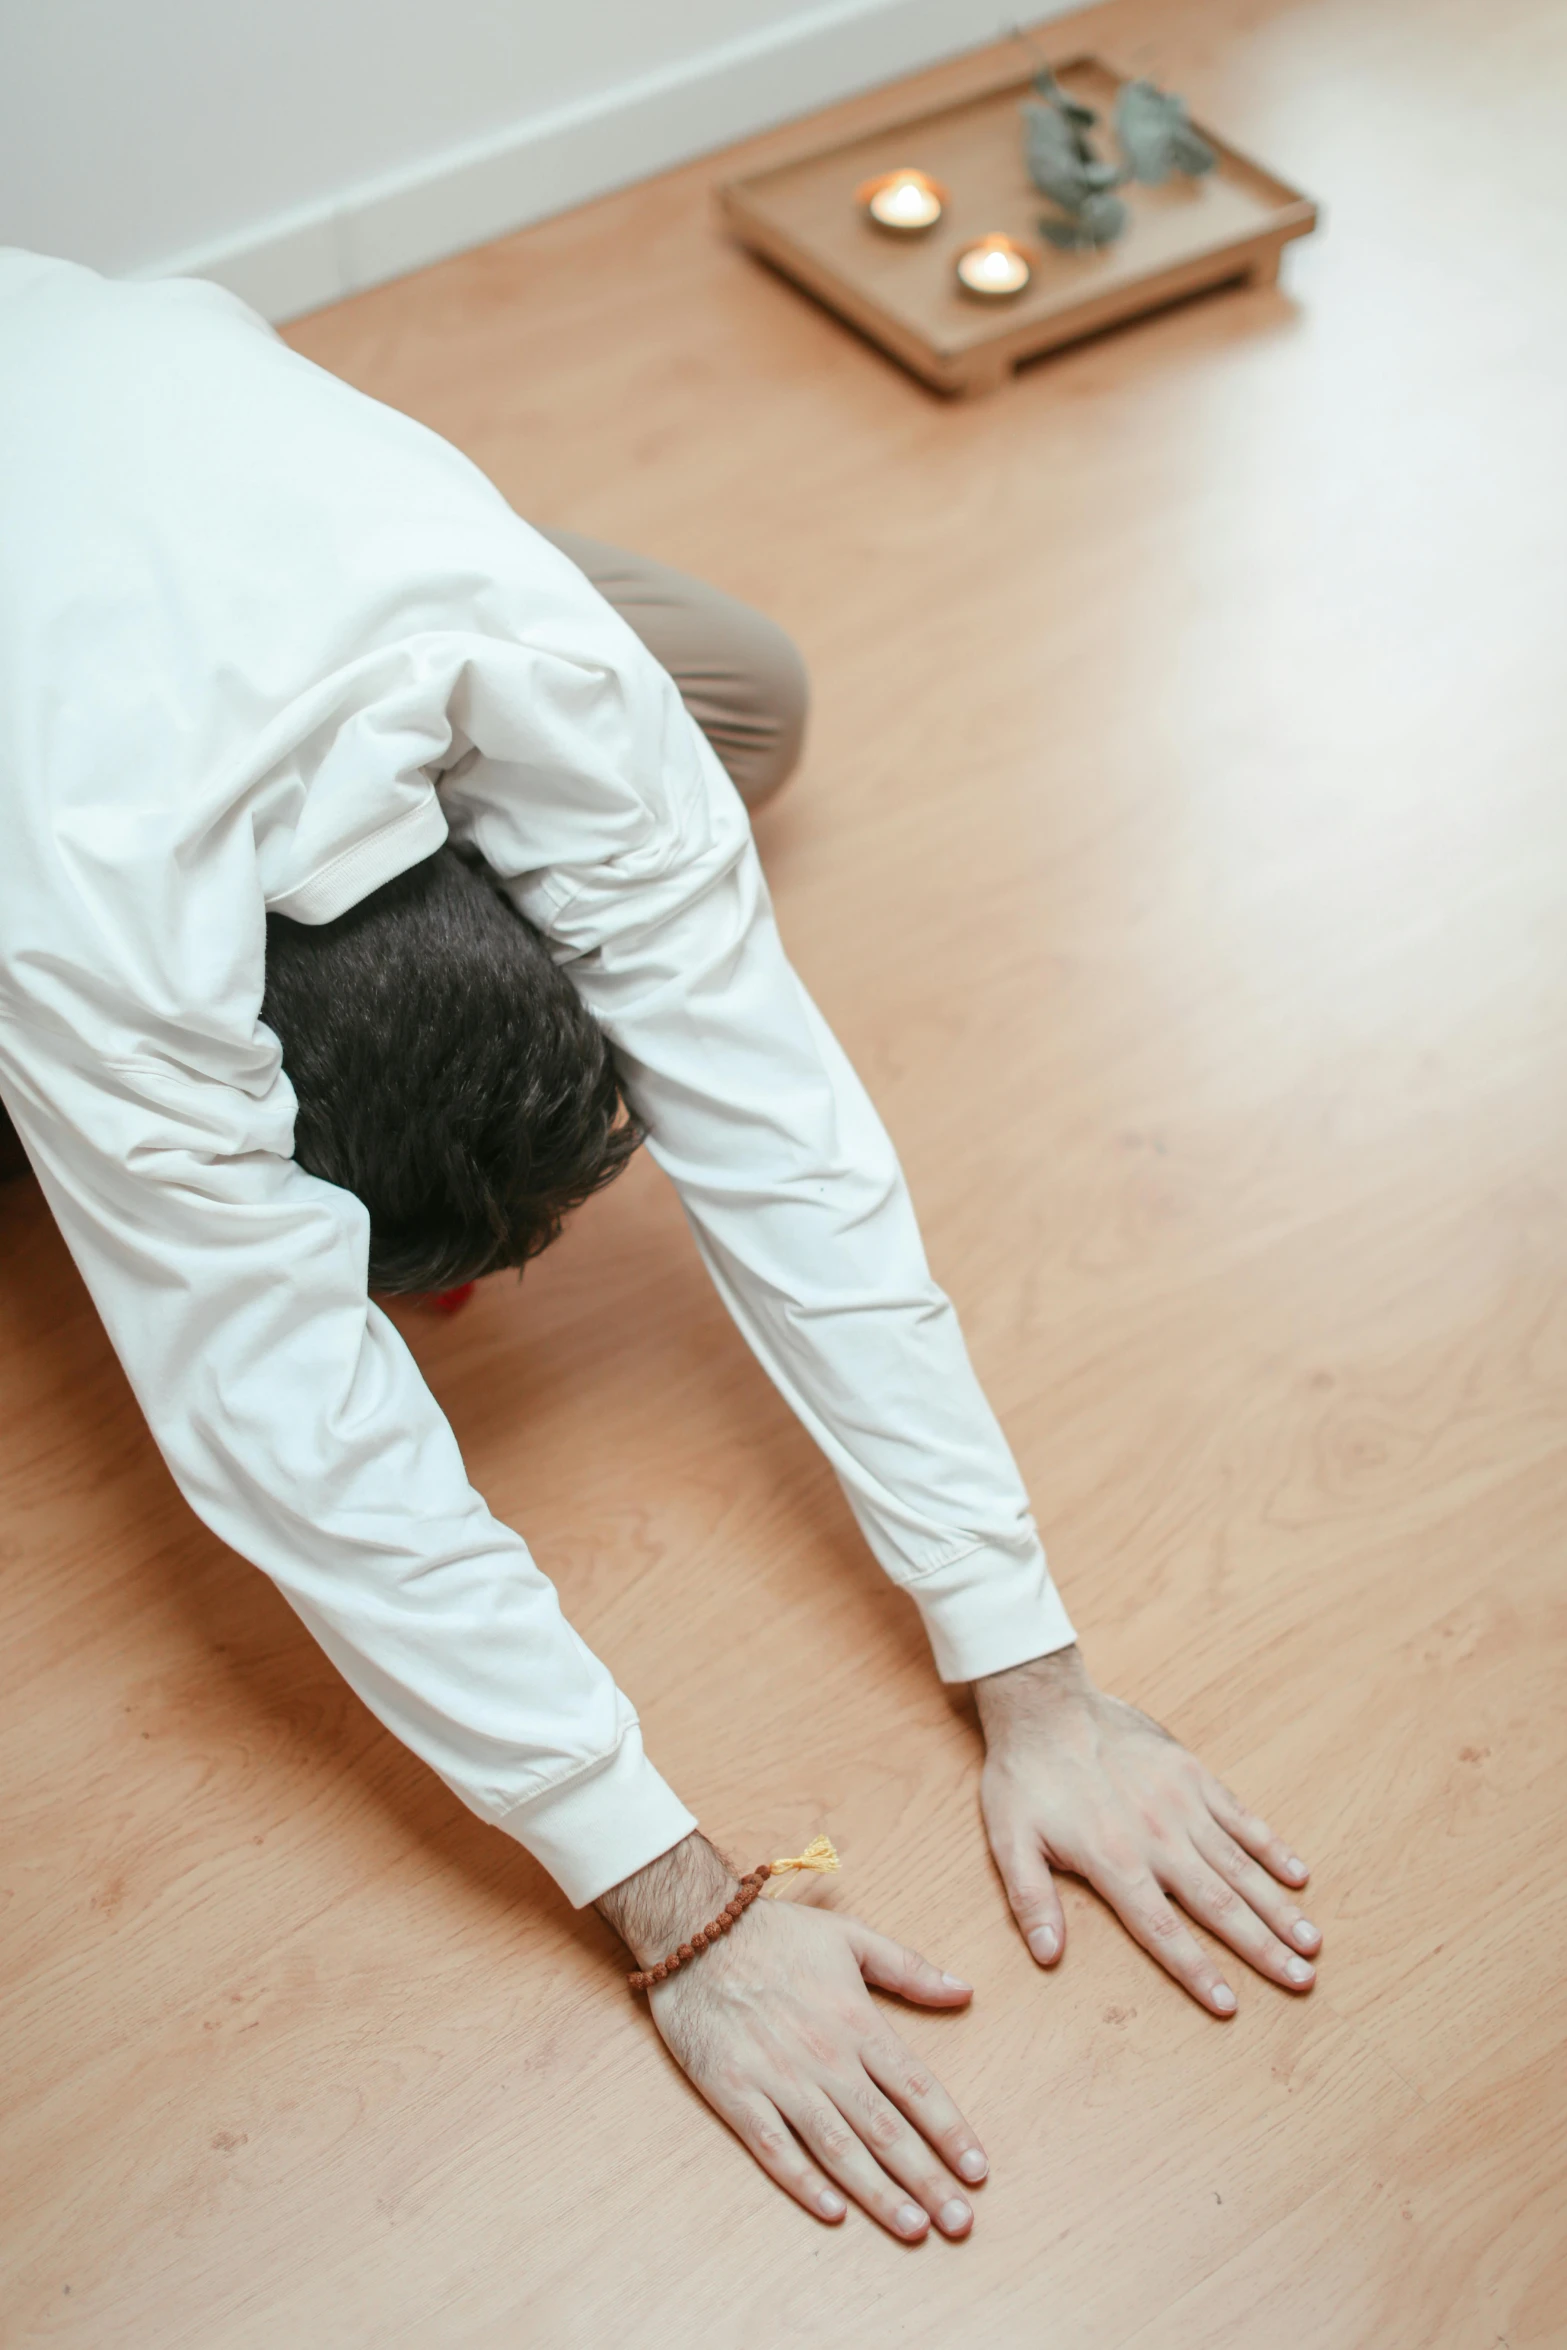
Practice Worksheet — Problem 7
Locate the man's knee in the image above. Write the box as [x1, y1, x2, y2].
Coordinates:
[720, 604, 809, 811]
[533, 523, 808, 810]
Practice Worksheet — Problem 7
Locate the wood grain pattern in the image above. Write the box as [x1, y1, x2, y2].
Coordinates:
[3, 0, 1565, 2342]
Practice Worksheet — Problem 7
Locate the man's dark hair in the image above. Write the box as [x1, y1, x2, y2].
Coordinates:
[262, 847, 642, 1294]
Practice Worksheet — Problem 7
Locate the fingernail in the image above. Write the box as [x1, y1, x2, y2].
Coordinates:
[940, 1971, 971, 1990]
[818, 2188, 846, 2218]
[1293, 1918, 1320, 1950]
[896, 2202, 928, 2237]
[1286, 1855, 1308, 1880]
[957, 2147, 988, 2183]
[1286, 1956, 1315, 1985]
[1212, 1984, 1237, 2013]
[937, 2199, 972, 2235]
[1027, 1926, 1059, 1963]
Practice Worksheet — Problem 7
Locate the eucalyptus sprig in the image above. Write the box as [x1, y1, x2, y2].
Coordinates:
[1022, 68, 1127, 248]
[1020, 67, 1215, 251]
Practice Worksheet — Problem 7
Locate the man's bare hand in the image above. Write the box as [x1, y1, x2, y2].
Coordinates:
[597, 1834, 986, 2237]
[975, 1646, 1321, 2014]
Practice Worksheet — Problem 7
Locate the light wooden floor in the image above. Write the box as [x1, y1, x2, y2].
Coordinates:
[4, 1, 1565, 2341]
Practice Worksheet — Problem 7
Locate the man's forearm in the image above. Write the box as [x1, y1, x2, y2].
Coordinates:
[594, 1831, 742, 1968]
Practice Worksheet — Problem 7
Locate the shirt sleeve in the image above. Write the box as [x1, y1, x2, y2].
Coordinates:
[0, 1013, 698, 1909]
[439, 555, 1077, 1686]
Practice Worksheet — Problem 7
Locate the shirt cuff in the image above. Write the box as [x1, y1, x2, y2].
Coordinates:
[905, 1540, 1078, 1684]
[496, 1720, 700, 1909]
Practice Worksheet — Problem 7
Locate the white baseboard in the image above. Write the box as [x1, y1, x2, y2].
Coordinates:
[140, 0, 1074, 324]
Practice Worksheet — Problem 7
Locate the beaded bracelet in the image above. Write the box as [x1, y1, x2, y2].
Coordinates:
[627, 1836, 839, 1993]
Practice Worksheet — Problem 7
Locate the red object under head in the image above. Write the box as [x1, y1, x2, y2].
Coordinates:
[427, 1282, 477, 1316]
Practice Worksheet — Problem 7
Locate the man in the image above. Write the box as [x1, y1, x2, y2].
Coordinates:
[0, 249, 1321, 2245]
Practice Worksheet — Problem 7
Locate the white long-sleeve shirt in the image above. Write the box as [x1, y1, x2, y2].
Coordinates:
[0, 250, 1075, 1906]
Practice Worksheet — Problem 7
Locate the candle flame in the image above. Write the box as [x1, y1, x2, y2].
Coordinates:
[860, 168, 946, 232]
[954, 234, 1032, 297]
[886, 180, 932, 221]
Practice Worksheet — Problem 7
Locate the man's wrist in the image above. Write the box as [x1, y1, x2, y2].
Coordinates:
[594, 1831, 743, 1969]
[972, 1640, 1090, 1738]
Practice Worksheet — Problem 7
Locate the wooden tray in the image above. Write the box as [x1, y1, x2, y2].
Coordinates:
[716, 54, 1318, 396]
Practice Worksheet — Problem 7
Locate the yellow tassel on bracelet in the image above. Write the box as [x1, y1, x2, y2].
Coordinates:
[765, 1834, 841, 1887]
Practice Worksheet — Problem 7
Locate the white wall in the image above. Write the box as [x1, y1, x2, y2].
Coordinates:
[0, 0, 1062, 322]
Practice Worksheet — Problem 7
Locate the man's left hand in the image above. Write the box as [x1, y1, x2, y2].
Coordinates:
[974, 1645, 1321, 2014]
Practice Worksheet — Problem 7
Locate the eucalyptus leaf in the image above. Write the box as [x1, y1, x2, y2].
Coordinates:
[1032, 66, 1098, 128]
[1168, 119, 1217, 176]
[1078, 189, 1128, 243]
[1039, 191, 1127, 249]
[1114, 78, 1217, 185]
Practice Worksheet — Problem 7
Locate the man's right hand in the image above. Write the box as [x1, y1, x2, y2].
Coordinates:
[596, 1833, 987, 2238]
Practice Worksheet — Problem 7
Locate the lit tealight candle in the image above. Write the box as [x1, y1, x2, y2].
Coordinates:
[954, 234, 1033, 299]
[857, 168, 947, 234]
